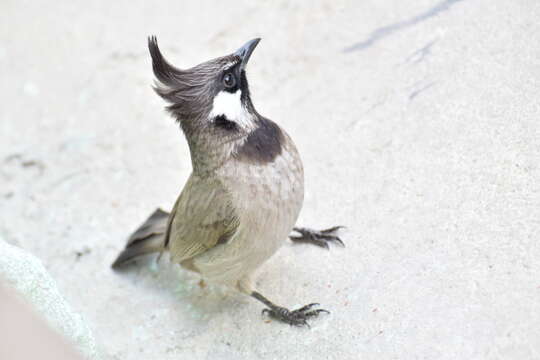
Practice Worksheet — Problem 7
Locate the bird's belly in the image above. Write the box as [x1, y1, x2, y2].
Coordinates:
[193, 151, 304, 285]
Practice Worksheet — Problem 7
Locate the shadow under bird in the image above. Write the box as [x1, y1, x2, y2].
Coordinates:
[112, 37, 344, 326]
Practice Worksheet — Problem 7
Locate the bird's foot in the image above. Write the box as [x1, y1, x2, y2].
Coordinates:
[289, 226, 345, 249]
[262, 303, 329, 327]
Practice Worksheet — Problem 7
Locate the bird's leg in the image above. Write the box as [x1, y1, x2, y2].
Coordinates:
[251, 291, 329, 327]
[289, 226, 345, 249]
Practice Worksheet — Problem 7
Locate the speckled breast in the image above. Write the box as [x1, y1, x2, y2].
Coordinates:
[194, 132, 304, 284]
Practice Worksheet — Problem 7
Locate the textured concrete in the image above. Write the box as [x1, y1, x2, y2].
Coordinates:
[1, 1, 539, 359]
[0, 238, 97, 359]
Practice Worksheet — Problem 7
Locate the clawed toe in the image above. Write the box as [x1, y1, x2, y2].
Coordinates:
[290, 226, 345, 248]
[320, 225, 345, 234]
[295, 303, 320, 312]
[303, 309, 330, 318]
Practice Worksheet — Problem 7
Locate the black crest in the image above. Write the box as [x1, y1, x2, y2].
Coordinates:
[148, 36, 185, 88]
[148, 36, 216, 122]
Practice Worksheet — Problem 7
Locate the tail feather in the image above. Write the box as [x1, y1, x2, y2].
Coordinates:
[111, 208, 170, 269]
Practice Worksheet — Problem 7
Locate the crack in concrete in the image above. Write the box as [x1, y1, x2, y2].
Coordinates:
[345, 97, 388, 130]
[409, 81, 437, 101]
[343, 0, 465, 52]
[404, 39, 437, 65]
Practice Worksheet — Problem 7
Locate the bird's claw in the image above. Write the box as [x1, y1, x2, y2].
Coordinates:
[289, 226, 345, 249]
[262, 303, 329, 327]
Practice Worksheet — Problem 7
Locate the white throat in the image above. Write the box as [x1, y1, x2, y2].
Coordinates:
[209, 90, 254, 130]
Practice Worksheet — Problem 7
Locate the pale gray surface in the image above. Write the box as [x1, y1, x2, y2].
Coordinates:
[0, 238, 97, 359]
[1, 1, 539, 359]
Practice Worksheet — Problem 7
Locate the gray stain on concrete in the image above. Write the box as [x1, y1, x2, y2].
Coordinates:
[403, 39, 437, 65]
[344, 0, 465, 52]
[409, 81, 437, 101]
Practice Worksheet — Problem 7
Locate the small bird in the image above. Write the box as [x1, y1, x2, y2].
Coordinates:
[112, 37, 344, 326]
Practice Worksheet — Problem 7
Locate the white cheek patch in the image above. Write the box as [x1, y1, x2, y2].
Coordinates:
[210, 90, 254, 130]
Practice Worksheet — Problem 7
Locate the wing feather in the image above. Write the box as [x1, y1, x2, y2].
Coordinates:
[167, 174, 239, 262]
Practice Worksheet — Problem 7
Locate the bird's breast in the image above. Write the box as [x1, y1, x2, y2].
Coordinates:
[193, 135, 304, 283]
[222, 136, 304, 256]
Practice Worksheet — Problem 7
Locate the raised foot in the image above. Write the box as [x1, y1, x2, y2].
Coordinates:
[289, 226, 345, 249]
[262, 303, 329, 327]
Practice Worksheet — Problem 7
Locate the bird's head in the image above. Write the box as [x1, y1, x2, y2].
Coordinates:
[148, 37, 278, 171]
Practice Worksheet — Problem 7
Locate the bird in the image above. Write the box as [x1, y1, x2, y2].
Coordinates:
[112, 36, 344, 326]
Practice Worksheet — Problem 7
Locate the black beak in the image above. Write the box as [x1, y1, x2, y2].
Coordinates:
[235, 38, 261, 70]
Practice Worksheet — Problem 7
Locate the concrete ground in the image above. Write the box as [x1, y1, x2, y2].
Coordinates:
[1, 0, 539, 359]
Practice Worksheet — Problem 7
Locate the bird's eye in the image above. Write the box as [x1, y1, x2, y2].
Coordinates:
[223, 73, 236, 88]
